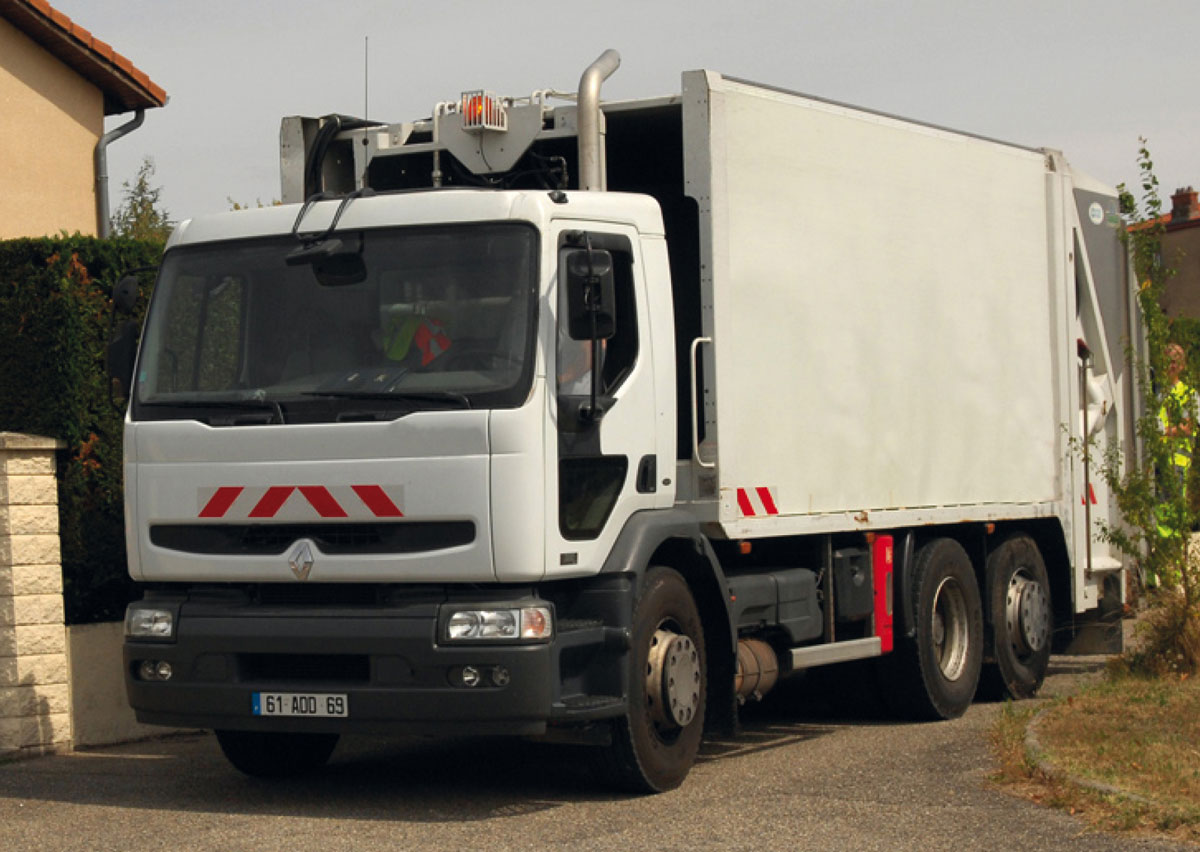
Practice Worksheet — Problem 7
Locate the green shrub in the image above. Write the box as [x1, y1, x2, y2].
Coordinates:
[1103, 141, 1200, 675]
[0, 235, 161, 623]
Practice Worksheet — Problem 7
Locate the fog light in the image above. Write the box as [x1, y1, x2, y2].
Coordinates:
[137, 660, 173, 681]
[491, 666, 510, 687]
[461, 665, 481, 687]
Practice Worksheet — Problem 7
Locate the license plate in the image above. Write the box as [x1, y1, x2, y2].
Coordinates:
[252, 692, 348, 718]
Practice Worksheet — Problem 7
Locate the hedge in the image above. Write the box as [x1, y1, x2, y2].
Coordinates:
[0, 235, 161, 623]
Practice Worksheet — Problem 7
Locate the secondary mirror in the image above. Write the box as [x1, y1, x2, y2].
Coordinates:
[565, 248, 615, 340]
[313, 251, 367, 287]
[113, 275, 139, 314]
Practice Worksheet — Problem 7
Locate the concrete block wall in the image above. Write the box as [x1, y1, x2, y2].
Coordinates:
[0, 433, 70, 759]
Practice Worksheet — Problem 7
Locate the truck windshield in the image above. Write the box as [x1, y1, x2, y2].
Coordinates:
[132, 222, 538, 424]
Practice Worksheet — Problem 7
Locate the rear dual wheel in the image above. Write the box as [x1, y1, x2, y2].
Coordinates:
[983, 535, 1052, 699]
[885, 538, 983, 720]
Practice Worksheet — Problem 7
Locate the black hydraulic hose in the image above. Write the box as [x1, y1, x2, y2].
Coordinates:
[303, 114, 384, 198]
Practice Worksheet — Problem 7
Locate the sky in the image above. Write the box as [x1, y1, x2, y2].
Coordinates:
[52, 0, 1199, 222]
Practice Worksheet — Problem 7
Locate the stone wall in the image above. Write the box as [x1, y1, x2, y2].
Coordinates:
[0, 433, 70, 758]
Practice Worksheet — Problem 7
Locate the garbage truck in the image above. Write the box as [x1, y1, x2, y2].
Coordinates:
[114, 50, 1139, 791]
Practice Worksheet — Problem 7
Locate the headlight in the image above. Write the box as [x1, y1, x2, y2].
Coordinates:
[443, 606, 553, 642]
[125, 606, 176, 640]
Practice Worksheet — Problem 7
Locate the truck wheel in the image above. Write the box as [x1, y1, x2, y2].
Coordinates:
[600, 566, 706, 793]
[891, 538, 983, 720]
[215, 730, 339, 777]
[984, 535, 1051, 699]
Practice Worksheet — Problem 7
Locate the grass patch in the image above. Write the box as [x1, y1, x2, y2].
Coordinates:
[994, 672, 1200, 842]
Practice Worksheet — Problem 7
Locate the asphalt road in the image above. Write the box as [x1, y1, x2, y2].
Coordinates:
[0, 656, 1188, 852]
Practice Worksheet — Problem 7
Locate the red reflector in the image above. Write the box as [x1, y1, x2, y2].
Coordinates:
[872, 534, 894, 653]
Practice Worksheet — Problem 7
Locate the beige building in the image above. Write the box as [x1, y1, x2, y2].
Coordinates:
[0, 0, 166, 239]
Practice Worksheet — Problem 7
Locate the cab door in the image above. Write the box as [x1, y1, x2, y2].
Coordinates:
[545, 224, 661, 577]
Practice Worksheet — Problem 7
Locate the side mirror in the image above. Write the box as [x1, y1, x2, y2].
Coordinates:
[113, 275, 139, 314]
[565, 249, 616, 340]
[107, 320, 139, 399]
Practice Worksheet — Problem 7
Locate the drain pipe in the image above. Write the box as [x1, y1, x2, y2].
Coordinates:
[95, 109, 145, 237]
[577, 49, 620, 191]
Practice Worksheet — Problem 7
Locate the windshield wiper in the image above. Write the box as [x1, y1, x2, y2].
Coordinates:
[140, 398, 287, 424]
[303, 390, 472, 409]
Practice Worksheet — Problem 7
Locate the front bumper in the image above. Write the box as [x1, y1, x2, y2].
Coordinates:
[125, 592, 607, 736]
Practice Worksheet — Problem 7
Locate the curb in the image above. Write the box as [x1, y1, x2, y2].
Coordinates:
[1023, 704, 1155, 806]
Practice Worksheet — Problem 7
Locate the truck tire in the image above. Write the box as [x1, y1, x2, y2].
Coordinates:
[215, 730, 339, 777]
[888, 538, 983, 720]
[600, 566, 707, 793]
[982, 534, 1051, 699]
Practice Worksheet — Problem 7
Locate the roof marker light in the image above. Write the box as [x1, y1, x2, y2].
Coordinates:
[461, 91, 507, 133]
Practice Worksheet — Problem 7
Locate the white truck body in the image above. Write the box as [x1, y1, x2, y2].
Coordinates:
[675, 73, 1131, 616]
[119, 57, 1137, 791]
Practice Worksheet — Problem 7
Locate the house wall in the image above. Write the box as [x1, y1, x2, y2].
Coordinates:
[1161, 226, 1200, 319]
[0, 16, 103, 239]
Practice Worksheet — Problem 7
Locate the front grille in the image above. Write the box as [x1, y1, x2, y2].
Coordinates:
[251, 583, 386, 607]
[150, 521, 475, 555]
[239, 653, 370, 683]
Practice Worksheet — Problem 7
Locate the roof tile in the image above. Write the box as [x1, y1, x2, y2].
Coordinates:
[91, 37, 112, 61]
[0, 0, 167, 113]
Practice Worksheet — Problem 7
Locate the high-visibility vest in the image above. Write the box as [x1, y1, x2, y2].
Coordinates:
[1159, 380, 1196, 469]
[385, 316, 451, 366]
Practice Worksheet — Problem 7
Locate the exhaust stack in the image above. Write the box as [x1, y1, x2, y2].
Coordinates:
[577, 50, 621, 191]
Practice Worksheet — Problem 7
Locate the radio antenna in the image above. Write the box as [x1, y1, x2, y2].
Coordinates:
[359, 36, 371, 188]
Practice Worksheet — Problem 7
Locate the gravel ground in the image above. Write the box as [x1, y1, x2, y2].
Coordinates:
[0, 653, 1188, 851]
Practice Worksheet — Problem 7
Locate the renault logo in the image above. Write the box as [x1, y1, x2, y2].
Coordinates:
[288, 541, 315, 581]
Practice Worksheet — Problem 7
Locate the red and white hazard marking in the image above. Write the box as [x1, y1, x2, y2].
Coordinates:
[736, 487, 780, 518]
[198, 485, 404, 520]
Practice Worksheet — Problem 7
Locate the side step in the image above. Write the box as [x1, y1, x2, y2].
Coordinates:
[550, 694, 624, 721]
[790, 637, 882, 671]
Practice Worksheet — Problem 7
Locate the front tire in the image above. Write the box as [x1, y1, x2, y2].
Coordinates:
[215, 730, 339, 777]
[600, 567, 707, 793]
[983, 534, 1051, 699]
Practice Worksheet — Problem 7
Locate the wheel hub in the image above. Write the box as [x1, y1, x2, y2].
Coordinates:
[931, 577, 969, 681]
[1006, 572, 1050, 656]
[646, 628, 701, 728]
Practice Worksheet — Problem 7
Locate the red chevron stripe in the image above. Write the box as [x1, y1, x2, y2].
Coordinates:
[736, 488, 755, 517]
[756, 487, 779, 515]
[299, 486, 349, 518]
[199, 486, 243, 518]
[352, 485, 404, 517]
[249, 486, 294, 518]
